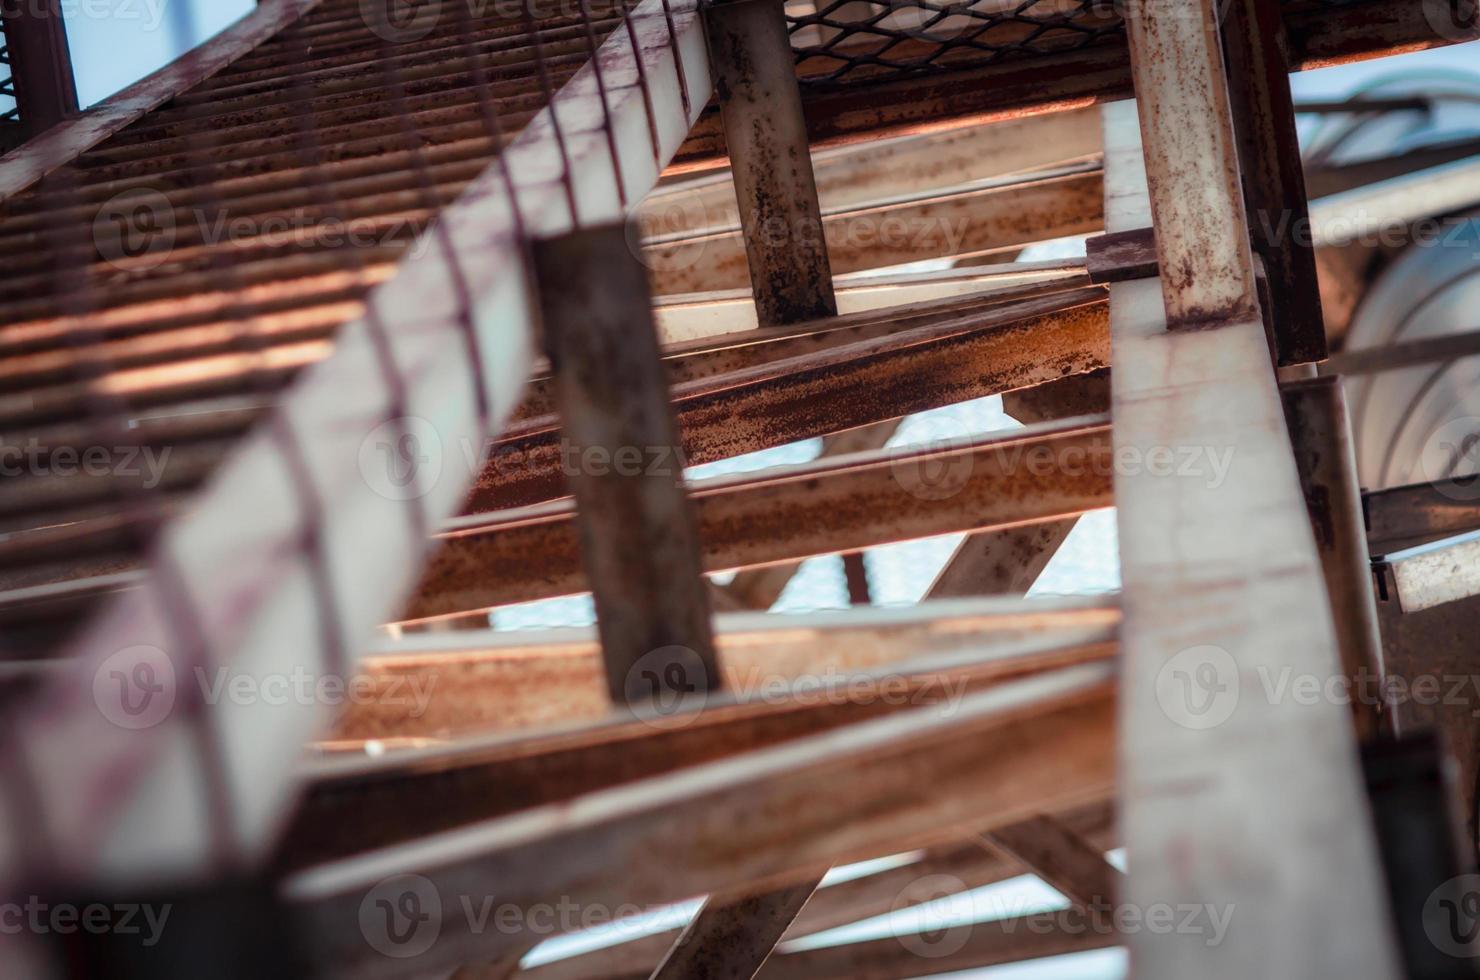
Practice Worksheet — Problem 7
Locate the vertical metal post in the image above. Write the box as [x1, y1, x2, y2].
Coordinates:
[1281, 376, 1386, 740]
[1221, 0, 1328, 366]
[1, 0, 77, 138]
[1372, 585, 1480, 855]
[1113, 0, 1403, 965]
[1362, 734, 1477, 976]
[842, 552, 871, 605]
[1122, 0, 1260, 327]
[704, 0, 836, 327]
[533, 223, 722, 709]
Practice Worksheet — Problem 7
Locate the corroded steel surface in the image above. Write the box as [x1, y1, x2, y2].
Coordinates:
[410, 416, 1114, 619]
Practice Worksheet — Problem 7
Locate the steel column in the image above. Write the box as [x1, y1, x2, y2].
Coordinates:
[703, 0, 835, 325]
[1106, 10, 1400, 961]
[533, 221, 721, 707]
[1122, 0, 1260, 327]
[0, 0, 77, 139]
[1281, 376, 1386, 739]
[1221, 0, 1327, 365]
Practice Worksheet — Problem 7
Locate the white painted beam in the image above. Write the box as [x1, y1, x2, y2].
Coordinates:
[1104, 84, 1400, 980]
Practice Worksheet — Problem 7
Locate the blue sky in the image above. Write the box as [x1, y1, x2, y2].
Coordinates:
[65, 0, 253, 106]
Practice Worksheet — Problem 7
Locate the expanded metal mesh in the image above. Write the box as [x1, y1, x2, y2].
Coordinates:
[784, 0, 1125, 86]
[783, 0, 1373, 88]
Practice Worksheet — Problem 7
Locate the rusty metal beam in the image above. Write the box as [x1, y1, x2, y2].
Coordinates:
[654, 258, 1091, 340]
[470, 289, 1110, 510]
[703, 0, 834, 325]
[639, 106, 1103, 238]
[1364, 480, 1480, 556]
[281, 606, 1119, 868]
[539, 217, 758, 980]
[409, 416, 1114, 621]
[285, 664, 1118, 977]
[1084, 227, 1158, 284]
[520, 798, 1116, 980]
[650, 877, 822, 980]
[522, 285, 1098, 422]
[534, 222, 720, 708]
[717, 421, 900, 612]
[644, 167, 1104, 295]
[982, 813, 1122, 909]
[927, 371, 1110, 599]
[339, 595, 1122, 741]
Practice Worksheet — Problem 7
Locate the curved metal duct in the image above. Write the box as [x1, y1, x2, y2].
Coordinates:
[1313, 69, 1480, 490]
[1343, 215, 1480, 490]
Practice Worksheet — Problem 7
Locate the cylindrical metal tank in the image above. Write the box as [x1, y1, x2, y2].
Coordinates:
[1310, 70, 1480, 489]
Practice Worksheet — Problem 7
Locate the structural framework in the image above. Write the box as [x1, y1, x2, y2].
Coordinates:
[0, 0, 1479, 976]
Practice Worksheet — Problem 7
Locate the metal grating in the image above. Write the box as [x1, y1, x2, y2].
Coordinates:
[783, 0, 1375, 89]
[785, 0, 1124, 86]
[0, 0, 711, 966]
[0, 0, 636, 655]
